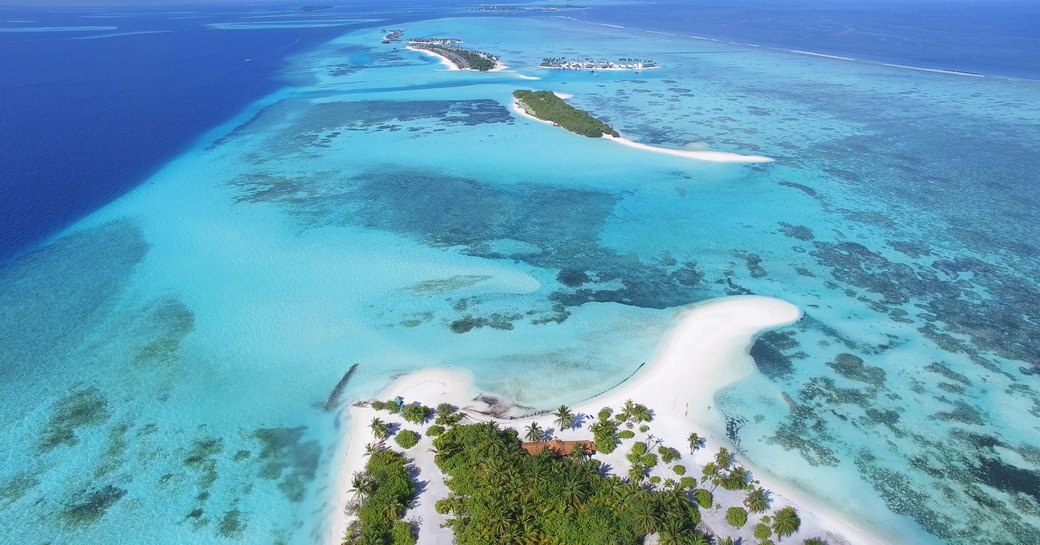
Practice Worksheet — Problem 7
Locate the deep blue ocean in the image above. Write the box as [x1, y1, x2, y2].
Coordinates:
[582, 0, 1040, 79]
[0, 1, 459, 264]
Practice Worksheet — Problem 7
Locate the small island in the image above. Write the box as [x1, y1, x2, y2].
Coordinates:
[465, 4, 587, 13]
[408, 39, 501, 71]
[381, 29, 404, 44]
[512, 89, 619, 138]
[329, 297, 871, 545]
[541, 56, 658, 71]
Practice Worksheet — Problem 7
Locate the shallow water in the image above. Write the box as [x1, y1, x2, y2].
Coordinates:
[1, 8, 1038, 545]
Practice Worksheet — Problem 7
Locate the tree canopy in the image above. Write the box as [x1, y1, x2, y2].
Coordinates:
[513, 90, 620, 138]
[432, 422, 707, 545]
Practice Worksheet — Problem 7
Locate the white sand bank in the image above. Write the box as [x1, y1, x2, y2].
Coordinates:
[603, 134, 773, 163]
[329, 296, 886, 545]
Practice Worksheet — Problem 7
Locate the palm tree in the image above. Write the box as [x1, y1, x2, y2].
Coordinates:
[570, 441, 589, 462]
[725, 466, 749, 490]
[348, 472, 374, 502]
[689, 533, 711, 545]
[560, 475, 585, 508]
[687, 432, 703, 453]
[369, 417, 390, 440]
[714, 447, 731, 469]
[553, 405, 574, 430]
[772, 506, 801, 541]
[744, 487, 769, 513]
[630, 403, 652, 423]
[658, 517, 688, 545]
[525, 422, 543, 442]
[630, 499, 661, 534]
[715, 537, 735, 545]
[620, 399, 636, 422]
[701, 462, 719, 488]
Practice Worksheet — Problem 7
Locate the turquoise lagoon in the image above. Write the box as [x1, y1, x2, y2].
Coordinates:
[2, 11, 1040, 545]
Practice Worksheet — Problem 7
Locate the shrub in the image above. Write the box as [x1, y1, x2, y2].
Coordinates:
[643, 453, 658, 467]
[664, 478, 676, 488]
[689, 505, 701, 525]
[591, 420, 619, 454]
[694, 488, 713, 509]
[434, 498, 452, 514]
[754, 523, 772, 540]
[638, 424, 650, 433]
[370, 400, 388, 411]
[803, 539, 828, 545]
[679, 476, 697, 490]
[649, 476, 661, 484]
[598, 407, 613, 422]
[394, 430, 420, 449]
[631, 442, 648, 456]
[391, 520, 416, 545]
[659, 446, 681, 463]
[672, 465, 686, 476]
[426, 425, 446, 437]
[726, 507, 748, 528]
[618, 429, 635, 439]
[402, 404, 432, 424]
[436, 403, 454, 418]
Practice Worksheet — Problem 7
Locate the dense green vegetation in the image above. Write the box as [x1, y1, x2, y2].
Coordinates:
[343, 448, 416, 545]
[513, 90, 620, 138]
[412, 43, 498, 71]
[432, 422, 707, 545]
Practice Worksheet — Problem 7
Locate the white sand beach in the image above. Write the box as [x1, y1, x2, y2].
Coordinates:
[327, 296, 889, 545]
[510, 99, 773, 164]
[406, 46, 459, 71]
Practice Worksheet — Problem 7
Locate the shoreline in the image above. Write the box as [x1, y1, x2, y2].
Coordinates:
[328, 296, 890, 545]
[406, 45, 459, 71]
[510, 98, 774, 164]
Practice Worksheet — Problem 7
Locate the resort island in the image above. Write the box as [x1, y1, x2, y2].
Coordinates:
[331, 297, 882, 545]
[541, 56, 659, 71]
[407, 38, 503, 71]
[512, 89, 619, 138]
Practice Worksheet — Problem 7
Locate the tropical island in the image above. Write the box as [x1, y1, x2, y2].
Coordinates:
[407, 39, 502, 71]
[512, 89, 619, 138]
[329, 297, 880, 545]
[541, 56, 659, 71]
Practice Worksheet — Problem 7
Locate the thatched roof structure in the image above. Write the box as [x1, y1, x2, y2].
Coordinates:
[521, 439, 596, 456]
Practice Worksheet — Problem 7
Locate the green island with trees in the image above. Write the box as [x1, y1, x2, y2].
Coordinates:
[513, 89, 620, 138]
[344, 395, 825, 545]
[409, 40, 499, 71]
